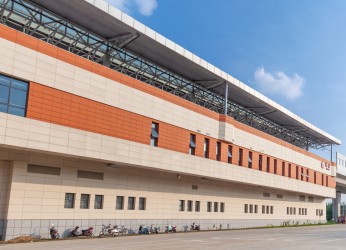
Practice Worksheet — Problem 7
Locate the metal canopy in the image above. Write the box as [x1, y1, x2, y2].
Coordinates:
[1, 0, 340, 148]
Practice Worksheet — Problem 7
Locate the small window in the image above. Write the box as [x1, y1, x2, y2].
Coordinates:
[282, 162, 285, 176]
[300, 168, 304, 181]
[189, 134, 196, 155]
[214, 202, 218, 212]
[262, 205, 265, 214]
[299, 208, 302, 215]
[290, 207, 293, 215]
[220, 202, 225, 213]
[64, 193, 75, 208]
[249, 204, 253, 213]
[259, 155, 263, 171]
[179, 200, 185, 211]
[306, 169, 309, 182]
[139, 197, 146, 210]
[276, 194, 283, 199]
[274, 159, 277, 174]
[150, 122, 159, 147]
[80, 194, 90, 209]
[128, 197, 135, 210]
[266, 157, 270, 172]
[187, 200, 193, 212]
[305, 208, 307, 215]
[308, 196, 313, 202]
[263, 193, 270, 198]
[270, 206, 273, 214]
[248, 151, 253, 168]
[228, 146, 233, 164]
[287, 207, 289, 215]
[245, 204, 248, 213]
[322, 174, 324, 186]
[288, 164, 291, 177]
[266, 205, 269, 214]
[207, 202, 212, 212]
[204, 138, 210, 158]
[254, 205, 258, 213]
[299, 195, 305, 202]
[216, 142, 221, 161]
[195, 201, 200, 212]
[238, 148, 243, 166]
[94, 195, 104, 209]
[116, 196, 124, 210]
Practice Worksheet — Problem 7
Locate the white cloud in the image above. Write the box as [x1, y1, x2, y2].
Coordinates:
[254, 67, 304, 100]
[105, 0, 158, 16]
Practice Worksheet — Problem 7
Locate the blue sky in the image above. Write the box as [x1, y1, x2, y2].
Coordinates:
[106, 0, 346, 161]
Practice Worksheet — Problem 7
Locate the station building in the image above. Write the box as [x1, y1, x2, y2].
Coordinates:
[0, 0, 341, 240]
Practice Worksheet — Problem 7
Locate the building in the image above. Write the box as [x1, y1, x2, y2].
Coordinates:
[0, 0, 341, 240]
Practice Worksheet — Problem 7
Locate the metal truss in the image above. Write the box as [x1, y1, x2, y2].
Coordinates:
[0, 0, 333, 149]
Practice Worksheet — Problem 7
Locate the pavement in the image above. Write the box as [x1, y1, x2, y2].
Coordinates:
[1, 224, 346, 250]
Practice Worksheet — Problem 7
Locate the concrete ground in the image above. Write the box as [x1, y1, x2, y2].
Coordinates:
[1, 224, 346, 250]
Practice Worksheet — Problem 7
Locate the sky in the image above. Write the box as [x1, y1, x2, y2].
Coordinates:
[105, 0, 346, 162]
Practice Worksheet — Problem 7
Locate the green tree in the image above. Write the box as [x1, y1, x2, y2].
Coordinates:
[326, 202, 333, 221]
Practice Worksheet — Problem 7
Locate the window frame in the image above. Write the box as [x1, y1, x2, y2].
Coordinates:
[64, 193, 75, 209]
[150, 122, 159, 147]
[116, 196, 124, 210]
[80, 194, 90, 209]
[94, 194, 104, 209]
[128, 196, 136, 210]
[139, 197, 146, 210]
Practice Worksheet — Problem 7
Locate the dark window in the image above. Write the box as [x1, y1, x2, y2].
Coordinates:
[195, 201, 200, 212]
[326, 176, 328, 186]
[228, 146, 233, 164]
[306, 169, 309, 182]
[308, 196, 313, 202]
[216, 142, 221, 161]
[150, 122, 159, 146]
[139, 197, 146, 210]
[179, 200, 185, 211]
[263, 193, 270, 198]
[80, 194, 90, 209]
[204, 138, 210, 158]
[207, 202, 212, 212]
[116, 196, 124, 210]
[287, 207, 289, 215]
[270, 206, 273, 214]
[259, 155, 263, 171]
[0, 75, 28, 117]
[274, 159, 277, 174]
[299, 208, 301, 215]
[214, 202, 218, 212]
[250, 204, 253, 213]
[301, 168, 304, 181]
[64, 193, 75, 208]
[248, 151, 253, 168]
[288, 164, 291, 177]
[296, 166, 299, 179]
[238, 148, 243, 166]
[300, 195, 305, 201]
[187, 200, 193, 212]
[266, 157, 270, 172]
[128, 197, 135, 210]
[77, 170, 103, 180]
[245, 204, 248, 213]
[94, 195, 103, 209]
[262, 205, 265, 214]
[266, 205, 269, 214]
[27, 164, 60, 176]
[276, 194, 283, 199]
[282, 162, 285, 176]
[220, 202, 225, 212]
[189, 134, 196, 155]
[254, 205, 258, 213]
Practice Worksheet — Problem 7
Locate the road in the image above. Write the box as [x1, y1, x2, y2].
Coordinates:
[1, 224, 346, 249]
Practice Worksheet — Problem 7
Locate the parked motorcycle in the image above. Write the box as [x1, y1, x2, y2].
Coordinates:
[190, 222, 200, 231]
[82, 226, 94, 237]
[138, 225, 150, 234]
[99, 224, 119, 237]
[71, 226, 82, 237]
[49, 224, 60, 239]
[150, 224, 159, 234]
[165, 224, 177, 233]
[115, 225, 128, 235]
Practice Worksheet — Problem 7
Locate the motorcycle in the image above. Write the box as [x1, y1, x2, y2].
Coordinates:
[115, 225, 128, 235]
[71, 226, 82, 237]
[190, 222, 200, 231]
[99, 224, 119, 237]
[49, 224, 60, 239]
[150, 224, 159, 234]
[82, 226, 94, 237]
[165, 224, 177, 233]
[138, 225, 150, 234]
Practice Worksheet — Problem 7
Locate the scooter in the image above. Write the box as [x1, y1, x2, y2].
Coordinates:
[82, 227, 94, 237]
[138, 225, 150, 234]
[165, 224, 177, 233]
[150, 224, 159, 234]
[190, 222, 200, 231]
[115, 225, 128, 235]
[71, 226, 82, 237]
[99, 224, 119, 237]
[49, 224, 60, 239]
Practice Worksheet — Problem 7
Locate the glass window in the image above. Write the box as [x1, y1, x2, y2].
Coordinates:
[266, 157, 270, 172]
[0, 74, 28, 117]
[274, 159, 277, 174]
[94, 195, 103, 209]
[116, 196, 124, 210]
[128, 197, 135, 210]
[150, 122, 159, 146]
[64, 193, 75, 208]
[80, 194, 90, 209]
[207, 202, 212, 212]
[179, 200, 185, 211]
[238, 148, 243, 166]
[187, 200, 193, 211]
[204, 138, 209, 158]
[214, 202, 218, 212]
[270, 206, 273, 214]
[228, 146, 232, 164]
[306, 170, 309, 182]
[244, 204, 248, 213]
[282, 162, 285, 176]
[195, 201, 200, 212]
[248, 151, 252, 168]
[259, 155, 263, 171]
[139, 197, 146, 210]
[220, 202, 225, 213]
[189, 134, 196, 155]
[249, 204, 253, 213]
[254, 205, 258, 213]
[216, 142, 221, 161]
[266, 205, 269, 214]
[262, 205, 265, 214]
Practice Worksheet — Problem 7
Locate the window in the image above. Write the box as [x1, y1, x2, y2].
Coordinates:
[259, 155, 263, 171]
[270, 206, 273, 214]
[189, 134, 196, 155]
[139, 197, 146, 210]
[287, 207, 289, 215]
[187, 200, 193, 212]
[288, 164, 291, 177]
[0, 74, 28, 117]
[276, 194, 283, 199]
[301, 168, 304, 181]
[207, 202, 212, 212]
[290, 207, 293, 215]
[296, 166, 299, 179]
[263, 193, 270, 198]
[274, 159, 277, 174]
[314, 172, 317, 184]
[214, 202, 218, 212]
[128, 197, 135, 210]
[195, 201, 200, 212]
[204, 138, 210, 158]
[266, 157, 270, 172]
[116, 196, 124, 210]
[282, 162, 285, 176]
[299, 195, 305, 201]
[220, 202, 225, 212]
[266, 205, 269, 214]
[250, 204, 253, 213]
[248, 151, 253, 168]
[216, 142, 221, 161]
[80, 194, 90, 209]
[306, 169, 309, 182]
[245, 204, 248, 213]
[308, 196, 314, 202]
[299, 208, 301, 215]
[94, 195, 104, 209]
[64, 193, 75, 208]
[228, 146, 233, 164]
[254, 205, 258, 213]
[262, 205, 265, 214]
[238, 148, 243, 166]
[150, 122, 159, 146]
[179, 200, 185, 211]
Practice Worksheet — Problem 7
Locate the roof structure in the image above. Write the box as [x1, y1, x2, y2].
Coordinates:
[2, 0, 341, 149]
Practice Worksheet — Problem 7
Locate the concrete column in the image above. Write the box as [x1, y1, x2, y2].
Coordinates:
[332, 191, 341, 221]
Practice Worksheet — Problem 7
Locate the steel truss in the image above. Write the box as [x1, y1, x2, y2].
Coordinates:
[0, 0, 332, 149]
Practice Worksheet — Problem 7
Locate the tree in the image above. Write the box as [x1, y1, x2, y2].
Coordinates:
[326, 202, 333, 221]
